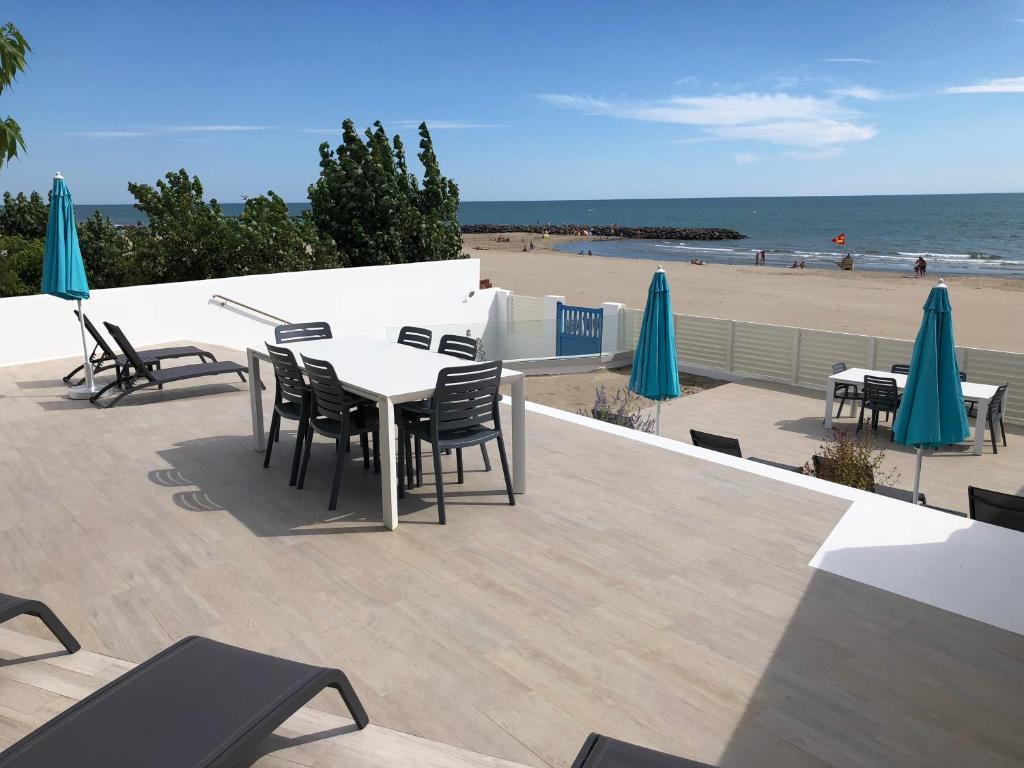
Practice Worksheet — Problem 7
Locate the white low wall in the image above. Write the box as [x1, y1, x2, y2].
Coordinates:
[0, 259, 490, 367]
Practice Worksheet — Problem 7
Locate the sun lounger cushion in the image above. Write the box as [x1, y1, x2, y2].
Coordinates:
[572, 733, 716, 768]
[0, 636, 368, 768]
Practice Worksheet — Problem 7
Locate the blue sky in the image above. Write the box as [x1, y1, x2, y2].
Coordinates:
[2, 0, 1023, 202]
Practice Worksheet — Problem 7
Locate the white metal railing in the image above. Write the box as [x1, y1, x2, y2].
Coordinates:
[210, 294, 290, 325]
[621, 307, 1024, 424]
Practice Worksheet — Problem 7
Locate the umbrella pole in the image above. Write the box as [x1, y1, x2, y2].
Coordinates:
[655, 401, 662, 436]
[912, 446, 923, 505]
[67, 299, 98, 399]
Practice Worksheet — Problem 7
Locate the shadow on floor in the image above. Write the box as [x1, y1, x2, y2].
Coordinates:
[149, 432, 503, 536]
[36, 382, 246, 411]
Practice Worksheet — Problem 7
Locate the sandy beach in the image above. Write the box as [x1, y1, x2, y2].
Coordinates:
[465, 233, 1024, 353]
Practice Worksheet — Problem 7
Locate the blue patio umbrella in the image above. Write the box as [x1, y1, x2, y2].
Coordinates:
[629, 266, 680, 434]
[892, 279, 970, 503]
[41, 173, 96, 398]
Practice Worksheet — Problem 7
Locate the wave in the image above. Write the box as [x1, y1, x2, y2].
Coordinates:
[897, 251, 1001, 260]
[653, 243, 740, 253]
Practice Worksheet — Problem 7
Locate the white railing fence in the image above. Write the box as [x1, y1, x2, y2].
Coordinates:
[621, 308, 1024, 424]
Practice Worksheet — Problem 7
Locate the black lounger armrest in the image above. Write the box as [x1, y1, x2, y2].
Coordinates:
[572, 733, 717, 768]
[0, 636, 368, 768]
[0, 592, 79, 655]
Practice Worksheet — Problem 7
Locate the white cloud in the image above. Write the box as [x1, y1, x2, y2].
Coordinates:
[829, 85, 894, 101]
[824, 57, 880, 64]
[785, 146, 845, 160]
[944, 76, 1024, 93]
[674, 75, 699, 86]
[391, 120, 503, 129]
[298, 127, 341, 134]
[734, 152, 756, 164]
[538, 91, 876, 148]
[75, 130, 153, 138]
[163, 125, 270, 132]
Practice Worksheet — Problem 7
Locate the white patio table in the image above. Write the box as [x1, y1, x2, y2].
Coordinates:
[246, 336, 526, 529]
[824, 367, 999, 456]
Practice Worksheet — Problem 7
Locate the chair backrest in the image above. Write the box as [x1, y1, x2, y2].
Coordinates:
[831, 361, 848, 374]
[397, 326, 432, 350]
[890, 363, 910, 375]
[264, 343, 308, 405]
[301, 354, 362, 423]
[75, 310, 117, 360]
[968, 486, 1024, 533]
[990, 383, 1009, 413]
[274, 321, 332, 344]
[438, 334, 478, 361]
[432, 361, 503, 431]
[863, 375, 898, 404]
[689, 429, 742, 458]
[959, 371, 967, 382]
[103, 322, 156, 381]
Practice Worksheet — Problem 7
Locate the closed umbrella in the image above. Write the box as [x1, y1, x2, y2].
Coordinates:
[41, 173, 95, 399]
[628, 266, 680, 434]
[892, 279, 970, 503]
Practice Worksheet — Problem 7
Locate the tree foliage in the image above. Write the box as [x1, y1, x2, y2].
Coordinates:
[309, 119, 465, 267]
[0, 234, 43, 296]
[0, 22, 30, 170]
[0, 190, 47, 239]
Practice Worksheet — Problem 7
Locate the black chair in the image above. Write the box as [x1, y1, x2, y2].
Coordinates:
[689, 429, 742, 458]
[63, 311, 216, 387]
[263, 343, 312, 486]
[91, 323, 247, 408]
[405, 361, 513, 524]
[982, 384, 1009, 454]
[572, 733, 716, 768]
[857, 375, 900, 437]
[397, 325, 432, 350]
[829, 361, 862, 419]
[437, 334, 478, 361]
[274, 321, 332, 344]
[298, 355, 381, 512]
[890, 363, 911, 375]
[0, 636, 368, 768]
[0, 592, 80, 655]
[968, 486, 1024, 533]
[747, 456, 802, 472]
[959, 370, 978, 416]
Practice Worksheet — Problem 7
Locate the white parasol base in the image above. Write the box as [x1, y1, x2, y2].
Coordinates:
[66, 383, 101, 400]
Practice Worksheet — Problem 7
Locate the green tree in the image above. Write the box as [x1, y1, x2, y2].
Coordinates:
[0, 22, 30, 170]
[0, 190, 47, 238]
[0, 234, 43, 296]
[308, 119, 465, 267]
[127, 169, 235, 282]
[232, 191, 343, 275]
[77, 211, 141, 288]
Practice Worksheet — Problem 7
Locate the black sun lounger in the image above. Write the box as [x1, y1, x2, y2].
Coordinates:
[0, 635, 368, 768]
[0, 592, 80, 655]
[91, 322, 247, 408]
[572, 734, 716, 768]
[63, 311, 217, 387]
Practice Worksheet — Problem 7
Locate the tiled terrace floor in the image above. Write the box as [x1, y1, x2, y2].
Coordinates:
[1, 350, 1023, 767]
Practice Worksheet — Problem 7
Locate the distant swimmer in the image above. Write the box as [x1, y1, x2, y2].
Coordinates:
[837, 253, 854, 270]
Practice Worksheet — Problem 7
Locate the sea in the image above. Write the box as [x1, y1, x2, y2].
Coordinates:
[76, 193, 1024, 278]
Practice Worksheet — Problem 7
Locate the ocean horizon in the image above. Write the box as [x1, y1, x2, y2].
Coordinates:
[72, 192, 1024, 278]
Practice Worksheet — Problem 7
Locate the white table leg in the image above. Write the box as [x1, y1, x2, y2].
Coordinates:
[511, 374, 526, 494]
[824, 384, 835, 428]
[973, 398, 989, 456]
[379, 395, 399, 530]
[248, 349, 265, 452]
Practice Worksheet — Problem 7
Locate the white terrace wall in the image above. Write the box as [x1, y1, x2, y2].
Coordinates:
[0, 259, 491, 368]
[621, 308, 1024, 424]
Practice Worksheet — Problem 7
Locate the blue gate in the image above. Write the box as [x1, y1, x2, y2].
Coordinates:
[556, 303, 603, 357]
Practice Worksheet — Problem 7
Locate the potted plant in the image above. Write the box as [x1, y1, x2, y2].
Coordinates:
[804, 429, 899, 492]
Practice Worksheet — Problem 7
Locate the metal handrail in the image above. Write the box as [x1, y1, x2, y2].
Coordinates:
[210, 294, 291, 325]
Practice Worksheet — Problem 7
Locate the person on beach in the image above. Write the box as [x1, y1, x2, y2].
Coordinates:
[914, 256, 927, 277]
[529, 241, 535, 251]
[799, 260, 806, 269]
[587, 249, 593, 256]
[790, 260, 799, 269]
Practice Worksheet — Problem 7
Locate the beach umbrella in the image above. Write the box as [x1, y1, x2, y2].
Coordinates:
[629, 266, 680, 434]
[892, 279, 970, 503]
[41, 173, 96, 399]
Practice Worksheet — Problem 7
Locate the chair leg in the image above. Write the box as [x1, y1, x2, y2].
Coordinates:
[431, 441, 446, 524]
[297, 425, 315, 490]
[1001, 417, 1007, 447]
[456, 448, 464, 484]
[329, 435, 346, 511]
[836, 394, 846, 419]
[24, 604, 81, 654]
[480, 443, 492, 472]
[289, 418, 306, 486]
[856, 402, 865, 432]
[495, 436, 515, 506]
[263, 411, 280, 468]
[415, 436, 423, 487]
[404, 429, 415, 488]
[398, 427, 405, 500]
[360, 434, 370, 469]
[372, 431, 381, 474]
[990, 414, 998, 454]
